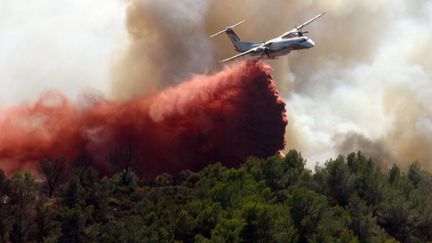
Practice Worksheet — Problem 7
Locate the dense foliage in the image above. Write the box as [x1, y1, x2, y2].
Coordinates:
[1, 150, 432, 242]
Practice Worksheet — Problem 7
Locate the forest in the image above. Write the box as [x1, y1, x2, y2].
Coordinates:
[1, 150, 432, 242]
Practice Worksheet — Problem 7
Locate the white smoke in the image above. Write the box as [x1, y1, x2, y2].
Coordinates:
[286, 0, 432, 169]
[110, 0, 214, 99]
[0, 0, 127, 105]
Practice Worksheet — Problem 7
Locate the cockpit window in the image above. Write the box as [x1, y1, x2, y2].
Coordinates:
[299, 38, 307, 43]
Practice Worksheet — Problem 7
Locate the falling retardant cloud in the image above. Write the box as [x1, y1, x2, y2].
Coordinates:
[0, 61, 287, 178]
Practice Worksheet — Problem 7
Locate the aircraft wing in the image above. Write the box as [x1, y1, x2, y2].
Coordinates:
[280, 13, 325, 39]
[218, 46, 264, 63]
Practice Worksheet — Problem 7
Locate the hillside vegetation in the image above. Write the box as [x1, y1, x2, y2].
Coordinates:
[1, 150, 432, 242]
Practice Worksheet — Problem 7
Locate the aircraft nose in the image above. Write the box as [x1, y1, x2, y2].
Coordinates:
[308, 39, 315, 48]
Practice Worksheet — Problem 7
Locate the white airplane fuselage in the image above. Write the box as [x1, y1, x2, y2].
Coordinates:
[218, 28, 316, 62]
[246, 37, 315, 59]
[211, 13, 324, 63]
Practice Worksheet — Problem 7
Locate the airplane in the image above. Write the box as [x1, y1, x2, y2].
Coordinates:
[210, 13, 325, 63]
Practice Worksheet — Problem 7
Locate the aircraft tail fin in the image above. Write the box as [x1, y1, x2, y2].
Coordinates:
[210, 20, 253, 52]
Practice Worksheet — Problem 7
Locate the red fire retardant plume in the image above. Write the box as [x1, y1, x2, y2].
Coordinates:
[0, 61, 287, 178]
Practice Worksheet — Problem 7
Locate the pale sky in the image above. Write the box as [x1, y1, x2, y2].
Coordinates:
[0, 0, 127, 105]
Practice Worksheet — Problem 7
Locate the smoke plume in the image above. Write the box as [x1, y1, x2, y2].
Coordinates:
[114, 0, 432, 170]
[0, 61, 287, 177]
[284, 0, 432, 170]
[336, 132, 396, 170]
[2, 0, 431, 171]
[110, 0, 214, 99]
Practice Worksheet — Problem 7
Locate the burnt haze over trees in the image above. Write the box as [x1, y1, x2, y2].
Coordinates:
[1, 150, 432, 242]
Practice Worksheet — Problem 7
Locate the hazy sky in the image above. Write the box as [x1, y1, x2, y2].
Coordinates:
[0, 0, 127, 105]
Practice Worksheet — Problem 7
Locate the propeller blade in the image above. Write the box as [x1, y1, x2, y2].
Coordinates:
[297, 12, 325, 31]
[210, 30, 226, 38]
[230, 20, 246, 29]
[210, 20, 246, 38]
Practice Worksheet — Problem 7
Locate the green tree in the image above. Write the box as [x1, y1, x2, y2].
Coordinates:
[210, 218, 244, 243]
[58, 208, 84, 243]
[348, 195, 383, 242]
[323, 156, 353, 205]
[288, 188, 329, 242]
[238, 202, 296, 243]
[40, 158, 65, 198]
[377, 196, 414, 242]
[64, 177, 83, 209]
[0, 169, 10, 242]
[32, 200, 58, 243]
[388, 164, 400, 185]
[407, 162, 427, 187]
[9, 172, 37, 243]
